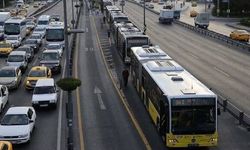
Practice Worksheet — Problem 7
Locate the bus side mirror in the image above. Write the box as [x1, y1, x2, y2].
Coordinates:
[217, 108, 221, 115]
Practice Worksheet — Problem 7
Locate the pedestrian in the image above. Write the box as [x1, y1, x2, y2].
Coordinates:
[122, 68, 130, 87]
[103, 16, 106, 24]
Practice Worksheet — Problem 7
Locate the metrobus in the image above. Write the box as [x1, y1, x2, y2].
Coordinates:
[131, 59, 218, 148]
[4, 16, 27, 40]
[105, 5, 120, 23]
[102, 0, 113, 11]
[116, 27, 150, 63]
[112, 21, 134, 43]
[130, 46, 172, 95]
[45, 21, 64, 47]
[110, 11, 128, 28]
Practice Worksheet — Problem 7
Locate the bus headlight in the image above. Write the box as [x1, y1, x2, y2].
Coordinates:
[209, 138, 218, 142]
[168, 139, 178, 143]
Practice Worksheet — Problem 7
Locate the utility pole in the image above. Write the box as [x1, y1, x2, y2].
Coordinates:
[205, 0, 207, 12]
[62, 0, 73, 149]
[2, 0, 5, 8]
[227, 0, 230, 18]
[71, 0, 76, 28]
[217, 0, 220, 16]
[143, 0, 146, 34]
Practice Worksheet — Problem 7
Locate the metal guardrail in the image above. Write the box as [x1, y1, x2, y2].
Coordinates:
[218, 95, 250, 130]
[128, 0, 250, 52]
[127, 0, 250, 130]
[28, 0, 62, 17]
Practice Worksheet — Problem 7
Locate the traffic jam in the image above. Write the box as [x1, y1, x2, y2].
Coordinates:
[0, 1, 64, 147]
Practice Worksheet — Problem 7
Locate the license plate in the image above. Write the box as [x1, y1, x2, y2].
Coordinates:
[40, 104, 49, 107]
[188, 144, 199, 147]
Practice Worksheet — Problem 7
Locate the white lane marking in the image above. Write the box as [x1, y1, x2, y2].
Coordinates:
[214, 67, 230, 78]
[32, 55, 40, 66]
[57, 58, 67, 150]
[94, 86, 106, 110]
[189, 53, 199, 59]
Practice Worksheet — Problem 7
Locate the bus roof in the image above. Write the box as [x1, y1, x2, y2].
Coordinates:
[106, 6, 120, 11]
[47, 21, 64, 29]
[5, 16, 25, 24]
[142, 60, 216, 99]
[131, 46, 172, 62]
[38, 15, 50, 21]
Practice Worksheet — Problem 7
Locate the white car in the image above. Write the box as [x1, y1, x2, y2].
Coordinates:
[0, 106, 36, 144]
[5, 35, 22, 48]
[45, 43, 63, 57]
[0, 85, 8, 113]
[33, 27, 46, 38]
[26, 21, 36, 29]
[32, 78, 58, 108]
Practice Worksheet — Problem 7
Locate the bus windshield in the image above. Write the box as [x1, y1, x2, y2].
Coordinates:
[127, 37, 149, 48]
[46, 29, 64, 41]
[4, 23, 20, 35]
[171, 106, 216, 134]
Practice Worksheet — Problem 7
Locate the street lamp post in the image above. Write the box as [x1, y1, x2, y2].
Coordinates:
[62, 0, 73, 150]
[217, 0, 220, 16]
[71, 0, 76, 28]
[143, 1, 146, 34]
[227, 0, 230, 18]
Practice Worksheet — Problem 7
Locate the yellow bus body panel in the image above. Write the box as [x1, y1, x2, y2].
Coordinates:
[166, 132, 218, 148]
[148, 99, 159, 125]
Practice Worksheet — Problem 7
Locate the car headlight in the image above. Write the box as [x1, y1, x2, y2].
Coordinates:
[26, 80, 30, 84]
[10, 80, 17, 86]
[50, 99, 56, 103]
[33, 101, 39, 104]
[18, 133, 29, 138]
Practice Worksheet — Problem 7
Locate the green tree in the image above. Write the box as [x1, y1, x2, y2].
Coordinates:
[213, 0, 250, 17]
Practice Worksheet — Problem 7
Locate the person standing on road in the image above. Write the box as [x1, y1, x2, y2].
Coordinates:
[122, 68, 130, 87]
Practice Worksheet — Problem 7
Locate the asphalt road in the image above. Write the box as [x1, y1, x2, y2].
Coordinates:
[72, 3, 147, 150]
[0, 0, 74, 150]
[120, 1, 250, 116]
[114, 2, 250, 150]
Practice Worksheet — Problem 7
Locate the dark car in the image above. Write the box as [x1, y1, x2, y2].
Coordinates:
[23, 39, 39, 53]
[29, 33, 43, 46]
[39, 50, 61, 74]
[0, 33, 4, 41]
[15, 45, 34, 62]
[50, 15, 60, 21]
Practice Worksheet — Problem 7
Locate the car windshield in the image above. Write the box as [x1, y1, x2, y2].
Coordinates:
[1, 114, 29, 125]
[16, 47, 30, 53]
[30, 35, 40, 39]
[26, 22, 34, 25]
[0, 69, 15, 77]
[42, 53, 59, 60]
[8, 55, 24, 62]
[34, 86, 55, 94]
[0, 43, 11, 48]
[46, 45, 61, 49]
[24, 40, 36, 44]
[29, 70, 46, 77]
[34, 28, 44, 32]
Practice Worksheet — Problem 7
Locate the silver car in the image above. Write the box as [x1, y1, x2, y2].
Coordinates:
[33, 27, 46, 38]
[0, 66, 22, 90]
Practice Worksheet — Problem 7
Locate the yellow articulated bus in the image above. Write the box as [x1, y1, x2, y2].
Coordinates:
[130, 46, 218, 148]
